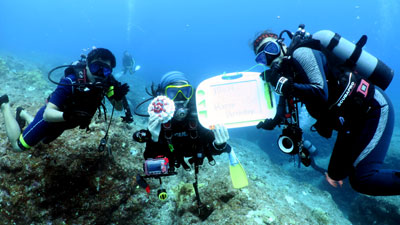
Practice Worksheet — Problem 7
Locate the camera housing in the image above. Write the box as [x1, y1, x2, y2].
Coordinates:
[277, 125, 303, 155]
[277, 125, 317, 167]
[144, 157, 170, 176]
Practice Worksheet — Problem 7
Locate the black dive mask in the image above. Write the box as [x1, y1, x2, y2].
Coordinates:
[89, 61, 112, 77]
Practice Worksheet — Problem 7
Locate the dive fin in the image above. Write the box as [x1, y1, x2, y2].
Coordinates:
[228, 148, 248, 189]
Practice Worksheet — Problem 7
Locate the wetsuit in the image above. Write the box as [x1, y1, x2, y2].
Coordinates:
[281, 47, 399, 196]
[18, 74, 106, 150]
[329, 88, 397, 196]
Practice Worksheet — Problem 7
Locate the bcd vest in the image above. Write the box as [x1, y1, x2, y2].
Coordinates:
[285, 32, 382, 119]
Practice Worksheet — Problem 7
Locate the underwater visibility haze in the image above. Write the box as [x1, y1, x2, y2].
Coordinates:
[0, 0, 399, 224]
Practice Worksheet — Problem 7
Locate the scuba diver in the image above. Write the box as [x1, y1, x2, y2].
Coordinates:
[133, 71, 241, 218]
[0, 48, 130, 152]
[122, 50, 136, 75]
[253, 25, 398, 196]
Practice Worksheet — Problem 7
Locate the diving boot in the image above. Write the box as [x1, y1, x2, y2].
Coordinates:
[16, 107, 26, 131]
[0, 94, 9, 106]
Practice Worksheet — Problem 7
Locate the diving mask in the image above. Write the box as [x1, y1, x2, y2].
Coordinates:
[89, 61, 112, 77]
[255, 41, 281, 66]
[165, 84, 193, 101]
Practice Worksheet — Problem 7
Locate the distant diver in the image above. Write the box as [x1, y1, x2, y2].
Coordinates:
[122, 50, 138, 75]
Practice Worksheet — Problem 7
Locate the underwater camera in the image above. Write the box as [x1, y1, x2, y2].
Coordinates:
[137, 156, 177, 201]
[277, 125, 317, 167]
[277, 125, 303, 155]
[144, 157, 170, 176]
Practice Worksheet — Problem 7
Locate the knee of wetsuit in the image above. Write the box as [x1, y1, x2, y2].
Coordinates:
[17, 134, 31, 151]
[348, 175, 368, 194]
[349, 170, 382, 196]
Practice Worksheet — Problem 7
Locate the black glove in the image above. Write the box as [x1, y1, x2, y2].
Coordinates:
[256, 117, 283, 130]
[112, 83, 130, 101]
[264, 60, 282, 84]
[63, 110, 92, 127]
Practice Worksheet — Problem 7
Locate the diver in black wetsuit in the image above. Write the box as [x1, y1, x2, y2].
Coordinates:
[142, 71, 231, 168]
[252, 30, 398, 196]
[0, 48, 130, 151]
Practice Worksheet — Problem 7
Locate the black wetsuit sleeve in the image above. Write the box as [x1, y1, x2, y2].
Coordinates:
[291, 47, 329, 106]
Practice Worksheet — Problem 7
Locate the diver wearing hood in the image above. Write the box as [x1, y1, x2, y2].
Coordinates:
[0, 48, 130, 152]
[143, 71, 231, 163]
[133, 71, 231, 216]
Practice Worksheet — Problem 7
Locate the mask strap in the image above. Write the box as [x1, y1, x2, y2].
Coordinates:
[276, 38, 285, 56]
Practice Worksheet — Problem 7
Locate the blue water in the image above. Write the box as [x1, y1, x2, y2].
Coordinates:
[1, 0, 399, 223]
[1, 0, 399, 97]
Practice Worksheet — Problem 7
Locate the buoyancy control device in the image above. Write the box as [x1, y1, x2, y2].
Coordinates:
[283, 25, 394, 90]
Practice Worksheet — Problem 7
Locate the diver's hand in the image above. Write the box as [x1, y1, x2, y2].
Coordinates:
[212, 124, 229, 150]
[325, 172, 343, 188]
[148, 114, 162, 142]
[256, 116, 283, 130]
[257, 118, 277, 130]
[113, 83, 130, 101]
[274, 76, 294, 96]
[265, 60, 282, 85]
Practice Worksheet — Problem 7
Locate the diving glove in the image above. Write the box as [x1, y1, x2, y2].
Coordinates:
[257, 113, 285, 130]
[262, 59, 294, 96]
[274, 77, 294, 96]
[113, 83, 130, 101]
[257, 118, 280, 130]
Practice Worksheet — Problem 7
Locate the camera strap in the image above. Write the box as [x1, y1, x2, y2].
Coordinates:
[193, 162, 202, 213]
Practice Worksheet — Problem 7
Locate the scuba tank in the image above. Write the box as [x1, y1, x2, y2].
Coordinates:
[312, 30, 394, 90]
